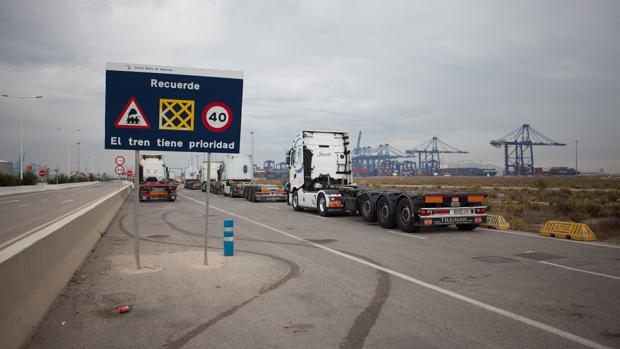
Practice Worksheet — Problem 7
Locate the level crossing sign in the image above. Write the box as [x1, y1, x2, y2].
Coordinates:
[104, 63, 243, 153]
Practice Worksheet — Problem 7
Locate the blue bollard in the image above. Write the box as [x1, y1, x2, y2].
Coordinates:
[223, 219, 234, 256]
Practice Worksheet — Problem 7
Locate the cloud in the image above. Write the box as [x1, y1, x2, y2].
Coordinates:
[1, 0, 619, 174]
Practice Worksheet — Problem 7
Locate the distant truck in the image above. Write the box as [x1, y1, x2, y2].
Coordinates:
[168, 167, 183, 184]
[201, 160, 222, 192]
[210, 154, 253, 197]
[139, 154, 177, 202]
[184, 166, 201, 190]
[286, 131, 487, 231]
[243, 183, 287, 202]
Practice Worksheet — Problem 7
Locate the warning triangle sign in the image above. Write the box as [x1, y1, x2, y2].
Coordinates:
[114, 97, 151, 129]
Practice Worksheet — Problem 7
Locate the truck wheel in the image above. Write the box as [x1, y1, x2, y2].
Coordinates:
[456, 224, 477, 231]
[252, 190, 258, 202]
[318, 194, 329, 217]
[377, 196, 396, 229]
[396, 199, 419, 233]
[292, 191, 303, 211]
[359, 194, 376, 222]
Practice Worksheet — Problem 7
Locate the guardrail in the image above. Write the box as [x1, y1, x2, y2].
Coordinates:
[0, 181, 102, 197]
[0, 184, 131, 349]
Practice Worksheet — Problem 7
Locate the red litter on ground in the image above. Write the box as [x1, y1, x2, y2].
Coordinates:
[118, 305, 130, 314]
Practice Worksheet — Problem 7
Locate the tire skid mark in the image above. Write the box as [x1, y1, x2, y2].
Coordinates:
[336, 250, 392, 349]
[116, 214, 300, 349]
[165, 203, 391, 349]
[161, 209, 314, 249]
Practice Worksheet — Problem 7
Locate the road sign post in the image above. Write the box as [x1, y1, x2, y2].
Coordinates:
[134, 150, 140, 269]
[205, 153, 211, 265]
[105, 62, 243, 268]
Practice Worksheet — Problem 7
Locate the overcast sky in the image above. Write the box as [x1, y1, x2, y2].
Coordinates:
[1, 0, 619, 175]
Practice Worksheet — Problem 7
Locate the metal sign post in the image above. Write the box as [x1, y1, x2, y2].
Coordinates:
[134, 150, 141, 269]
[204, 152, 211, 265]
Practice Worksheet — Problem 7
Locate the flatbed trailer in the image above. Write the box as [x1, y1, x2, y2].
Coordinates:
[184, 179, 201, 190]
[139, 181, 177, 201]
[290, 186, 486, 231]
[243, 184, 287, 202]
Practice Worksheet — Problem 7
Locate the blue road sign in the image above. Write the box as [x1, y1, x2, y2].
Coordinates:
[105, 63, 243, 153]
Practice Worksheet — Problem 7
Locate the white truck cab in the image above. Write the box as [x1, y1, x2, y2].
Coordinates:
[286, 131, 352, 215]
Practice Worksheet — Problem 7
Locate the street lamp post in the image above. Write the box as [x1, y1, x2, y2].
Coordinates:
[76, 142, 81, 174]
[575, 140, 578, 173]
[250, 131, 254, 172]
[1, 94, 43, 180]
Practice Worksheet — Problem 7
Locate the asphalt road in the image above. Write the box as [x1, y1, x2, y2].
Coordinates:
[179, 189, 620, 348]
[0, 182, 126, 250]
[29, 187, 620, 348]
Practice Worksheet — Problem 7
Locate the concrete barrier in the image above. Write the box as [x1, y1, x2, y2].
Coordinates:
[0, 181, 102, 197]
[540, 220, 597, 241]
[0, 184, 131, 349]
[480, 214, 510, 230]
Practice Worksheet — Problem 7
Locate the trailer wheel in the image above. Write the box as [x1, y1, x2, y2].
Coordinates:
[292, 191, 303, 211]
[456, 224, 477, 231]
[377, 196, 396, 228]
[359, 194, 376, 222]
[396, 199, 420, 233]
[318, 194, 329, 217]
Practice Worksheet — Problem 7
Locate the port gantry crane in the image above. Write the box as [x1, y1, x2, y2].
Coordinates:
[406, 137, 468, 176]
[490, 123, 565, 176]
[352, 131, 416, 176]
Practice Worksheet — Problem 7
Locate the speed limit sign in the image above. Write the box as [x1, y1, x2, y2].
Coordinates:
[202, 102, 233, 132]
[114, 165, 124, 175]
[115, 155, 125, 166]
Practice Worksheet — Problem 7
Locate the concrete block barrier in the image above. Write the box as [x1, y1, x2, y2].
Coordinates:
[0, 184, 131, 349]
[540, 220, 597, 241]
[480, 214, 510, 230]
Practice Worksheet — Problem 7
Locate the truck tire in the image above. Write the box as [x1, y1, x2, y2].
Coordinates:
[359, 194, 376, 222]
[292, 191, 303, 211]
[396, 198, 420, 233]
[252, 189, 258, 202]
[456, 224, 477, 231]
[377, 196, 396, 228]
[318, 193, 329, 217]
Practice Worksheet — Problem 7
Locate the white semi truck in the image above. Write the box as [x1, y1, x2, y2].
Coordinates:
[200, 160, 222, 192]
[286, 131, 487, 232]
[210, 154, 253, 197]
[139, 154, 177, 202]
[184, 166, 201, 189]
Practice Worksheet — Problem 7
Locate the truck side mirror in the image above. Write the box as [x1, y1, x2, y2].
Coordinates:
[285, 150, 291, 166]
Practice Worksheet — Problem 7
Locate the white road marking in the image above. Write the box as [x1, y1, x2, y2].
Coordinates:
[0, 200, 19, 204]
[61, 199, 74, 204]
[41, 199, 48, 202]
[17, 203, 28, 207]
[539, 261, 620, 281]
[388, 230, 428, 240]
[479, 227, 620, 250]
[265, 205, 279, 209]
[180, 193, 610, 349]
